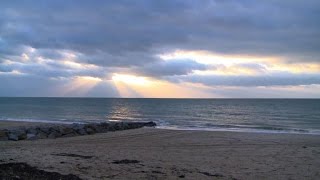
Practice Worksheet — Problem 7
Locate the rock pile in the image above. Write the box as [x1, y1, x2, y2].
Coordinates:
[0, 121, 156, 141]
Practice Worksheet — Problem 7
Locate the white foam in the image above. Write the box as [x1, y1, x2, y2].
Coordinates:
[156, 125, 320, 135]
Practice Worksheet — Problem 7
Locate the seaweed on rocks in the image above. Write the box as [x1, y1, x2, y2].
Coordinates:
[0, 162, 82, 180]
[112, 159, 140, 164]
[51, 153, 94, 159]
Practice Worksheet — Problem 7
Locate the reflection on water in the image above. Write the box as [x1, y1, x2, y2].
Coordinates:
[108, 100, 142, 121]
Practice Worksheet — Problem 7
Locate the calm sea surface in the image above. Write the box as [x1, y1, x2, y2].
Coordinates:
[0, 98, 319, 134]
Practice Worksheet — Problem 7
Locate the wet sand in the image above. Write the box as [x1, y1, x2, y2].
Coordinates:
[0, 124, 320, 179]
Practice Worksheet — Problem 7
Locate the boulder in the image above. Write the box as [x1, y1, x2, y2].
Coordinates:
[144, 121, 157, 127]
[0, 129, 8, 141]
[71, 124, 84, 134]
[18, 132, 27, 140]
[48, 127, 58, 133]
[98, 123, 109, 133]
[85, 127, 95, 134]
[26, 128, 38, 135]
[115, 122, 125, 130]
[48, 131, 62, 139]
[61, 133, 77, 138]
[107, 125, 116, 131]
[127, 122, 141, 129]
[27, 133, 38, 140]
[59, 126, 74, 135]
[76, 128, 87, 135]
[92, 124, 104, 133]
[121, 122, 130, 130]
[8, 129, 27, 140]
[8, 133, 19, 141]
[36, 132, 48, 139]
[38, 126, 51, 135]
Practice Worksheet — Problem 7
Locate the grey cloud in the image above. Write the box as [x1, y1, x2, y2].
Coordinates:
[0, 0, 319, 64]
[132, 59, 208, 77]
[210, 85, 320, 98]
[0, 75, 119, 97]
[0, 60, 109, 79]
[175, 73, 320, 87]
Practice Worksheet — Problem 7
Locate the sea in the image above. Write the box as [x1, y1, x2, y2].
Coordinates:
[0, 97, 319, 134]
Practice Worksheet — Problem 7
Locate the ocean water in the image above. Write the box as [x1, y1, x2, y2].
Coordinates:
[0, 98, 319, 134]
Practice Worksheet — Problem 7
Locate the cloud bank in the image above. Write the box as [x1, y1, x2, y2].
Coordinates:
[0, 0, 320, 97]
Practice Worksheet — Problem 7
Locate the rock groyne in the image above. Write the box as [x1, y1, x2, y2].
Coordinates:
[0, 121, 156, 141]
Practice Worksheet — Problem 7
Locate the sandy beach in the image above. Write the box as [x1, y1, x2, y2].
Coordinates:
[0, 122, 319, 180]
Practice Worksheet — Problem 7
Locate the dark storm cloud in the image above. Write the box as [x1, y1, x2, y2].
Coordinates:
[1, 0, 320, 64]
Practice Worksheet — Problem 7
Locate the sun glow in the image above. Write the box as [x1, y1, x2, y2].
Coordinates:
[158, 49, 279, 65]
[112, 74, 151, 86]
[159, 49, 320, 75]
[59, 76, 102, 96]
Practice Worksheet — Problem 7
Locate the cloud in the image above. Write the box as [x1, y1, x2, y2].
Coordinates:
[1, 0, 320, 62]
[131, 59, 209, 77]
[175, 73, 320, 87]
[0, 75, 119, 97]
[0, 0, 320, 97]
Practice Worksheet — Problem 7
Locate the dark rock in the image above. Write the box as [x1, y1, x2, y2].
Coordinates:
[85, 127, 95, 135]
[8, 133, 18, 141]
[112, 159, 140, 164]
[61, 133, 77, 138]
[127, 122, 143, 129]
[178, 175, 185, 178]
[199, 171, 224, 177]
[8, 129, 27, 140]
[76, 128, 87, 135]
[26, 133, 37, 140]
[107, 125, 116, 131]
[99, 122, 110, 129]
[52, 153, 94, 159]
[93, 124, 104, 133]
[48, 131, 62, 139]
[26, 128, 38, 135]
[36, 131, 48, 139]
[2, 121, 157, 141]
[151, 170, 165, 174]
[59, 126, 75, 135]
[121, 122, 130, 130]
[115, 122, 125, 130]
[71, 124, 84, 131]
[17, 132, 27, 140]
[0, 129, 8, 140]
[144, 121, 157, 127]
[84, 124, 99, 133]
[38, 127, 51, 135]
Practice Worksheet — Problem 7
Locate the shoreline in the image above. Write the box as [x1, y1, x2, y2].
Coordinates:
[1, 119, 319, 136]
[1, 127, 319, 179]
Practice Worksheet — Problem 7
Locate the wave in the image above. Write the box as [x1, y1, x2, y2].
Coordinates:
[156, 123, 320, 135]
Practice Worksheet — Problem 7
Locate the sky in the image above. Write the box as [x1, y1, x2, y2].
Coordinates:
[1, 0, 320, 98]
